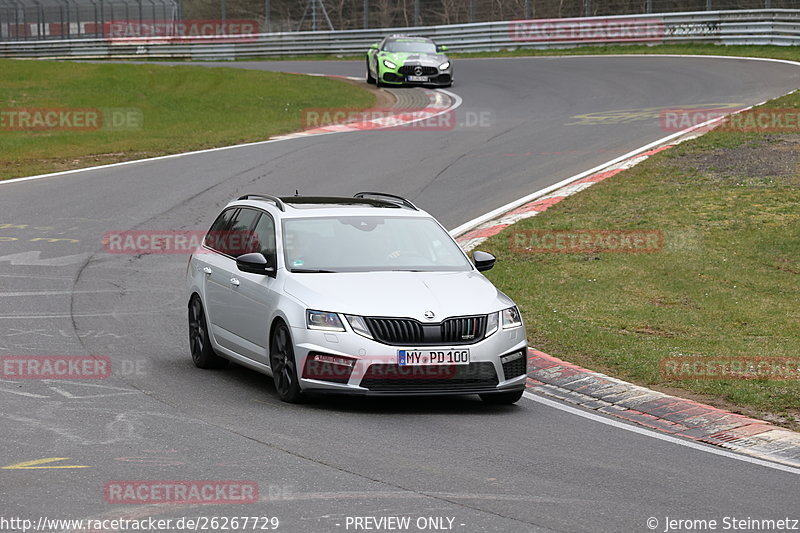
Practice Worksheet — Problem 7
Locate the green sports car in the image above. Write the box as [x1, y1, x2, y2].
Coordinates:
[366, 35, 453, 88]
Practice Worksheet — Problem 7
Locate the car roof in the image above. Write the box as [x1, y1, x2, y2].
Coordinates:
[386, 36, 433, 43]
[228, 194, 434, 220]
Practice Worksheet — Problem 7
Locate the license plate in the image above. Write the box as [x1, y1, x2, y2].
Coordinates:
[398, 349, 470, 366]
[407, 75, 428, 82]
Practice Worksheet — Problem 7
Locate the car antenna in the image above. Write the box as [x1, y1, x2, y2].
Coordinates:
[295, 189, 299, 196]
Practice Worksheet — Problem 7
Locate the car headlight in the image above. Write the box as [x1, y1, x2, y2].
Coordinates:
[383, 59, 397, 69]
[344, 315, 373, 339]
[439, 61, 450, 70]
[502, 306, 523, 329]
[306, 310, 345, 332]
[485, 312, 499, 338]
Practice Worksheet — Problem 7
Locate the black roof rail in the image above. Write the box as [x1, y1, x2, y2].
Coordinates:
[354, 192, 418, 210]
[237, 194, 286, 212]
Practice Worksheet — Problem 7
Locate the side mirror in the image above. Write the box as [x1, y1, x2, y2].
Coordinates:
[437, 45, 448, 52]
[236, 252, 276, 277]
[473, 251, 496, 272]
[370, 42, 379, 50]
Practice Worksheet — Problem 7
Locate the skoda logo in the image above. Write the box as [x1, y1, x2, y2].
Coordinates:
[423, 310, 435, 320]
[414, 66, 424, 76]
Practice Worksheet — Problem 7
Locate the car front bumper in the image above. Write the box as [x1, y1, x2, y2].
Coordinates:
[291, 325, 527, 396]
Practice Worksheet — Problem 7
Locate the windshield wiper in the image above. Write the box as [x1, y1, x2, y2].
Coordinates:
[290, 268, 337, 273]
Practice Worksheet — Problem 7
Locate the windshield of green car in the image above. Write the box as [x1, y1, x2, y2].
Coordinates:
[383, 40, 438, 54]
[282, 216, 472, 273]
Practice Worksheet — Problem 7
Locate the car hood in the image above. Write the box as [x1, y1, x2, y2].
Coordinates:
[382, 52, 447, 67]
[283, 270, 513, 321]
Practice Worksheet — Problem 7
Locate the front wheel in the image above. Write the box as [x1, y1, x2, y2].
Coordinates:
[366, 59, 376, 84]
[270, 322, 303, 403]
[188, 297, 228, 369]
[480, 390, 523, 405]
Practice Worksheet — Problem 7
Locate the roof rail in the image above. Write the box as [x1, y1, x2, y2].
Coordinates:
[237, 194, 286, 211]
[354, 192, 418, 210]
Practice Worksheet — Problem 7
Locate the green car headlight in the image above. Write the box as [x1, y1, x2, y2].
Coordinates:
[383, 59, 397, 70]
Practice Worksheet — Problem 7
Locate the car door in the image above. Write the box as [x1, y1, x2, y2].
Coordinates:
[201, 207, 261, 354]
[225, 211, 280, 364]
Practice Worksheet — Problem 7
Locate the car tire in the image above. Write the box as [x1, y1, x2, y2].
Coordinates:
[366, 59, 376, 84]
[479, 390, 523, 405]
[270, 321, 304, 403]
[188, 296, 229, 369]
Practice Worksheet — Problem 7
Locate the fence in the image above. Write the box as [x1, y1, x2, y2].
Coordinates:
[1, 9, 799, 59]
[0, 0, 178, 40]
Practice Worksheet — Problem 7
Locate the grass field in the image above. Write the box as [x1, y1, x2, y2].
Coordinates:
[0, 60, 375, 180]
[480, 91, 800, 428]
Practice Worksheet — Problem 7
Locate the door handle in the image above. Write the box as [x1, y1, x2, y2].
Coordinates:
[230, 278, 240, 287]
[202, 267, 212, 275]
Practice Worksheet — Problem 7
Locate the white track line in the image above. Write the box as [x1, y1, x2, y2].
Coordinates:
[524, 392, 800, 476]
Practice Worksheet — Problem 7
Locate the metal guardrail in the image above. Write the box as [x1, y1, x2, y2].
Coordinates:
[1, 9, 799, 60]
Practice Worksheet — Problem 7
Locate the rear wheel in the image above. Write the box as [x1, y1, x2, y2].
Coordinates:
[188, 297, 228, 369]
[270, 322, 303, 403]
[480, 390, 523, 405]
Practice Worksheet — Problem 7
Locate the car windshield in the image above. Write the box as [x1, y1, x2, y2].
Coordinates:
[384, 40, 437, 54]
[282, 216, 472, 273]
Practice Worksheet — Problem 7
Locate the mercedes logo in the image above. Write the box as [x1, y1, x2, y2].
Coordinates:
[414, 66, 424, 76]
[424, 310, 435, 320]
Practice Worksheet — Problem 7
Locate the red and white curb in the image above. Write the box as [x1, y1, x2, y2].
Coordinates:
[272, 84, 456, 141]
[452, 109, 800, 469]
[455, 144, 673, 252]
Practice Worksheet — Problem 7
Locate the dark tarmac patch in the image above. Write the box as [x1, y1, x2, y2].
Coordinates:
[674, 134, 800, 187]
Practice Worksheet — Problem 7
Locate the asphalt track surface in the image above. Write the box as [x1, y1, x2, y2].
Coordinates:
[1, 56, 798, 532]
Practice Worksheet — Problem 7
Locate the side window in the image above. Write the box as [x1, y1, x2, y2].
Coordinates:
[205, 208, 260, 257]
[226, 208, 261, 257]
[250, 214, 276, 258]
[204, 208, 236, 253]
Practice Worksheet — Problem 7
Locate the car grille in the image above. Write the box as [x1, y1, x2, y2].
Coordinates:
[399, 65, 438, 76]
[365, 315, 486, 346]
[360, 362, 498, 392]
[501, 351, 527, 380]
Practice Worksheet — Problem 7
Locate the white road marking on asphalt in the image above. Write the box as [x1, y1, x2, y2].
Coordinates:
[0, 251, 89, 266]
[523, 392, 800, 476]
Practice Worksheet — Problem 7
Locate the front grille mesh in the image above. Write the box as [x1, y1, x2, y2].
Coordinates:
[399, 65, 438, 76]
[365, 315, 486, 346]
[502, 351, 527, 380]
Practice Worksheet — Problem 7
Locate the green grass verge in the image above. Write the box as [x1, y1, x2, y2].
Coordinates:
[0, 59, 375, 180]
[480, 91, 800, 428]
